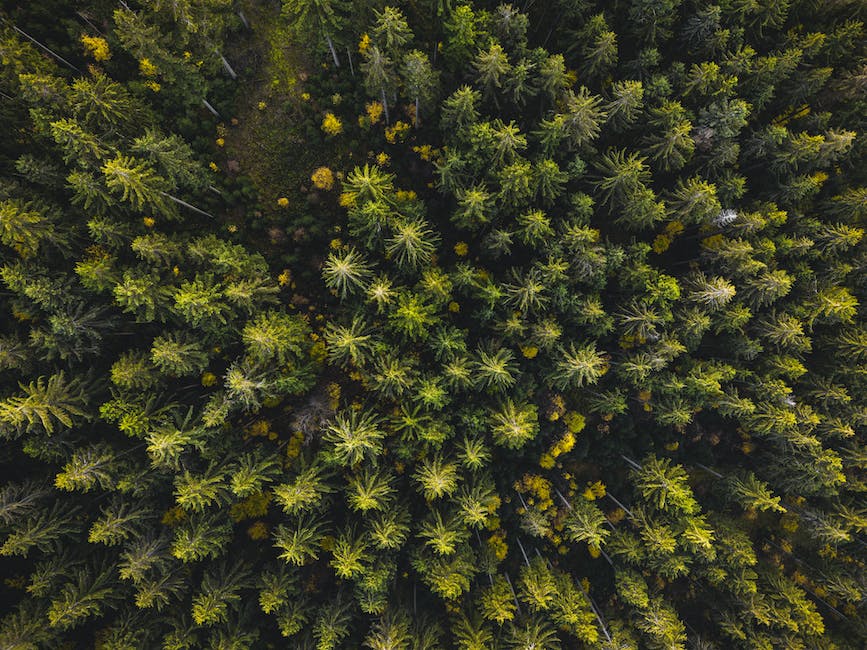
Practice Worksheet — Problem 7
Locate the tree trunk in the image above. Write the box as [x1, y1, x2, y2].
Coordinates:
[415, 96, 420, 127]
[381, 88, 390, 125]
[217, 51, 237, 79]
[13, 26, 82, 73]
[160, 191, 216, 219]
[76, 12, 104, 36]
[346, 46, 354, 76]
[237, 10, 249, 29]
[325, 33, 340, 67]
[202, 98, 221, 119]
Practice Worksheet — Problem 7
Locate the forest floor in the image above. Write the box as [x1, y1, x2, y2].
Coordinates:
[224, 0, 315, 217]
[221, 0, 349, 296]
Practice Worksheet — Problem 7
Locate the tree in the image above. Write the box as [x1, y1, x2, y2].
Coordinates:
[418, 509, 468, 556]
[505, 269, 547, 312]
[441, 86, 481, 133]
[192, 561, 252, 626]
[479, 575, 517, 623]
[89, 499, 151, 546]
[414, 454, 460, 500]
[368, 507, 410, 550]
[131, 128, 209, 190]
[113, 270, 172, 321]
[455, 478, 496, 528]
[607, 80, 644, 129]
[539, 54, 569, 102]
[575, 14, 617, 80]
[642, 102, 695, 171]
[313, 597, 353, 649]
[687, 274, 736, 311]
[506, 58, 538, 107]
[548, 342, 608, 390]
[629, 456, 699, 515]
[273, 463, 334, 515]
[0, 372, 88, 438]
[101, 155, 176, 218]
[343, 164, 395, 205]
[322, 409, 385, 466]
[347, 467, 394, 512]
[386, 216, 439, 270]
[364, 610, 412, 650]
[174, 464, 227, 512]
[372, 6, 413, 58]
[47, 564, 116, 631]
[668, 177, 721, 225]
[0, 502, 80, 557]
[330, 527, 370, 579]
[474, 345, 517, 392]
[443, 4, 484, 67]
[504, 616, 561, 650]
[242, 311, 311, 365]
[564, 498, 610, 549]
[634, 597, 687, 650]
[325, 316, 376, 367]
[593, 149, 651, 208]
[453, 184, 493, 229]
[362, 46, 396, 124]
[0, 198, 58, 258]
[474, 43, 511, 103]
[724, 472, 786, 513]
[323, 247, 373, 298]
[171, 513, 232, 562]
[388, 292, 437, 341]
[561, 88, 607, 147]
[519, 558, 558, 612]
[173, 274, 233, 330]
[54, 445, 118, 492]
[230, 451, 281, 497]
[400, 50, 438, 126]
[497, 159, 534, 206]
[532, 159, 567, 205]
[273, 515, 327, 566]
[489, 400, 539, 449]
[282, 0, 344, 67]
[451, 612, 494, 650]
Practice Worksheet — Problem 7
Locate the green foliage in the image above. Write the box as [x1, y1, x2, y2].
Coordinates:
[0, 373, 88, 437]
[2, 0, 867, 647]
[489, 399, 539, 449]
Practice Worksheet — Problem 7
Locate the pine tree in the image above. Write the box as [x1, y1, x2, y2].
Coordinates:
[489, 399, 539, 449]
[282, 0, 344, 67]
[400, 50, 438, 126]
[323, 410, 385, 467]
[0, 372, 88, 438]
[323, 247, 373, 298]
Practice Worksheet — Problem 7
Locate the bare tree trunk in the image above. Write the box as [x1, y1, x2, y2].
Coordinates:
[217, 51, 237, 79]
[381, 88, 390, 125]
[76, 12, 105, 36]
[325, 33, 340, 67]
[415, 96, 420, 127]
[13, 26, 82, 74]
[346, 46, 354, 76]
[160, 191, 216, 219]
[202, 98, 221, 118]
[237, 10, 249, 29]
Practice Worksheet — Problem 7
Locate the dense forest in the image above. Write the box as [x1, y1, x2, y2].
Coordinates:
[1, 0, 865, 648]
